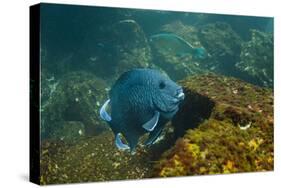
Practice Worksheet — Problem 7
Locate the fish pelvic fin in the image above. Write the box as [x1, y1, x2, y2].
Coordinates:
[142, 111, 160, 132]
[99, 99, 112, 121]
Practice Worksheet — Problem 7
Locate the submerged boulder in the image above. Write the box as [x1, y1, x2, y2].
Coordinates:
[111, 19, 152, 77]
[154, 74, 273, 176]
[83, 19, 152, 81]
[41, 71, 108, 141]
[198, 22, 243, 75]
[235, 30, 273, 88]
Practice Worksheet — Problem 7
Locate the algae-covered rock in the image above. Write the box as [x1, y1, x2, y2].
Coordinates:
[41, 69, 58, 106]
[40, 131, 151, 184]
[236, 30, 273, 88]
[84, 19, 152, 81]
[39, 125, 176, 185]
[154, 74, 273, 176]
[41, 71, 108, 141]
[40, 73, 273, 183]
[198, 22, 243, 74]
[112, 19, 152, 76]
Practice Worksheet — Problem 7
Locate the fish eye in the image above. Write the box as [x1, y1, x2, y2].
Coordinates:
[159, 81, 166, 89]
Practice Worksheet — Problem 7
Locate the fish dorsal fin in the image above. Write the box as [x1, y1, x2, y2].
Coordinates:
[115, 133, 130, 150]
[142, 111, 160, 132]
[99, 99, 112, 121]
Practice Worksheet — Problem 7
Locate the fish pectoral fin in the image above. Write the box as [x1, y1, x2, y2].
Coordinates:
[99, 99, 112, 121]
[115, 133, 130, 150]
[142, 111, 160, 132]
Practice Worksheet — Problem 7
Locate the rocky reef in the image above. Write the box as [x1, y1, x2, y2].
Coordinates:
[236, 30, 273, 88]
[40, 131, 151, 184]
[78, 19, 152, 81]
[154, 74, 273, 176]
[198, 22, 243, 75]
[40, 74, 273, 184]
[39, 123, 177, 184]
[41, 71, 109, 141]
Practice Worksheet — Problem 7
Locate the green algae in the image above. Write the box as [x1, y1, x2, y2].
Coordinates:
[154, 74, 273, 177]
[40, 131, 152, 184]
[39, 124, 178, 185]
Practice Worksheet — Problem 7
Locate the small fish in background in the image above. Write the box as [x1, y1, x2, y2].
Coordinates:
[149, 33, 207, 59]
[99, 68, 185, 153]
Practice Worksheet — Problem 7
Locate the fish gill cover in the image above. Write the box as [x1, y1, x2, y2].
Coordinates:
[38, 3, 273, 185]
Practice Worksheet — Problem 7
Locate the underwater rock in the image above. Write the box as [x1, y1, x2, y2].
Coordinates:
[41, 71, 109, 141]
[154, 74, 273, 176]
[39, 124, 176, 184]
[41, 69, 58, 106]
[40, 73, 273, 183]
[112, 19, 152, 76]
[235, 30, 273, 88]
[198, 22, 243, 75]
[84, 19, 152, 81]
[40, 131, 151, 184]
[150, 21, 208, 81]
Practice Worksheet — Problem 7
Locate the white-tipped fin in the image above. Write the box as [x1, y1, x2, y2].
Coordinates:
[99, 99, 112, 121]
[142, 111, 160, 132]
[115, 133, 130, 150]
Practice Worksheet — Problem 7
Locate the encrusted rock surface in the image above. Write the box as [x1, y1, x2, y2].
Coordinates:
[154, 74, 273, 177]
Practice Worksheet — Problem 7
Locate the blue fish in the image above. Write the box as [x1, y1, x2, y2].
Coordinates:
[149, 33, 207, 59]
[99, 68, 184, 153]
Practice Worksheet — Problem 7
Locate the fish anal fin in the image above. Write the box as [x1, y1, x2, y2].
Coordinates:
[115, 133, 130, 150]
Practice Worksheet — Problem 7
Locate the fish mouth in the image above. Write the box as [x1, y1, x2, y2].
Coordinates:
[153, 88, 185, 116]
[173, 88, 185, 103]
[176, 92, 185, 101]
[160, 91, 185, 114]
